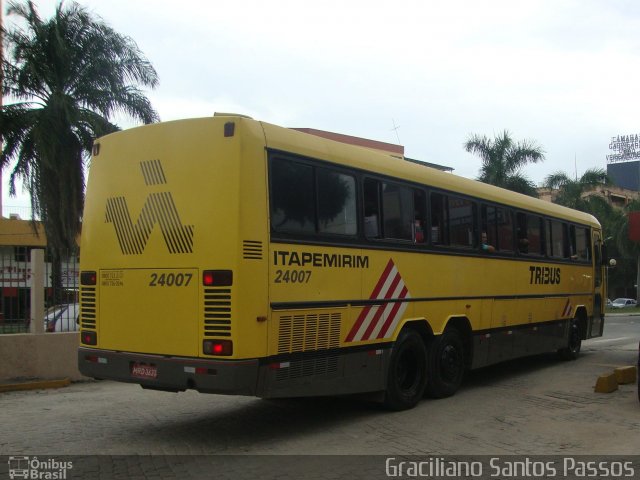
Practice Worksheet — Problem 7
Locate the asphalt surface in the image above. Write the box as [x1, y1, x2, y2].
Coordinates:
[0, 315, 638, 479]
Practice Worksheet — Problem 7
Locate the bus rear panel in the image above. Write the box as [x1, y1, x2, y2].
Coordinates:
[79, 116, 271, 394]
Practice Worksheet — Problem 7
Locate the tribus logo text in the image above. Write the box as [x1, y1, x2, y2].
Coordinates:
[105, 159, 194, 255]
[529, 266, 561, 285]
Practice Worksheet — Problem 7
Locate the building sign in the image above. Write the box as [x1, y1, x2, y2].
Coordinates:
[607, 134, 640, 163]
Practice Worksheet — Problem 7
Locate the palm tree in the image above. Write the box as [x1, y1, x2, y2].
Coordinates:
[543, 168, 612, 211]
[464, 130, 545, 197]
[0, 0, 159, 302]
[542, 168, 637, 299]
[544, 168, 618, 241]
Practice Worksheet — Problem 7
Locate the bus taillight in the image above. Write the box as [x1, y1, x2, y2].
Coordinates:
[203, 340, 233, 356]
[80, 271, 97, 285]
[202, 270, 233, 286]
[82, 330, 97, 345]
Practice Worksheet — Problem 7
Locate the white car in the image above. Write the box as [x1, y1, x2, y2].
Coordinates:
[45, 303, 79, 332]
[611, 298, 637, 309]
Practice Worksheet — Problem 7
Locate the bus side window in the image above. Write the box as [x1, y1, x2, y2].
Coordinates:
[430, 193, 475, 248]
[516, 213, 529, 253]
[497, 208, 514, 251]
[364, 179, 427, 243]
[413, 189, 427, 244]
[430, 192, 448, 245]
[364, 178, 381, 238]
[382, 182, 414, 241]
[515, 213, 543, 255]
[449, 195, 476, 248]
[547, 219, 568, 258]
[317, 168, 357, 236]
[270, 158, 316, 234]
[481, 205, 497, 252]
[569, 225, 590, 261]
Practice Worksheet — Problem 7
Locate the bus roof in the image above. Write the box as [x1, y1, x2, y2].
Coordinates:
[102, 114, 599, 230]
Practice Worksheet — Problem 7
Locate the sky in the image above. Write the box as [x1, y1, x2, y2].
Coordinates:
[3, 0, 640, 214]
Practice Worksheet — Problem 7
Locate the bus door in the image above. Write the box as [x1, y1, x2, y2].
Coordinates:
[589, 231, 605, 338]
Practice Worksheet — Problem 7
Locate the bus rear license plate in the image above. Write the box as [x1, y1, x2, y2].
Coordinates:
[131, 363, 157, 380]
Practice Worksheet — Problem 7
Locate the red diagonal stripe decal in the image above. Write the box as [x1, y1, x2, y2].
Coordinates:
[361, 273, 402, 340]
[345, 259, 396, 342]
[377, 286, 409, 339]
[368, 259, 396, 300]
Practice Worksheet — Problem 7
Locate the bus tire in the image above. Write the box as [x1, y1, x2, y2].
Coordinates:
[425, 329, 465, 398]
[383, 328, 428, 411]
[558, 316, 582, 360]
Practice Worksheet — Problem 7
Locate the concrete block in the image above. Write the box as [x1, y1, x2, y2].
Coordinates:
[0, 333, 86, 382]
[614, 366, 637, 385]
[594, 373, 618, 393]
[0, 378, 70, 393]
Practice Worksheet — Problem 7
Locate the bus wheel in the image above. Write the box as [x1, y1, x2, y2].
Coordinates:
[425, 329, 464, 398]
[558, 316, 582, 360]
[383, 329, 428, 410]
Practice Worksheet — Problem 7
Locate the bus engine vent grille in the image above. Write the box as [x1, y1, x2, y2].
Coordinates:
[242, 240, 263, 260]
[204, 288, 231, 337]
[80, 287, 97, 329]
[275, 354, 339, 381]
[277, 313, 341, 354]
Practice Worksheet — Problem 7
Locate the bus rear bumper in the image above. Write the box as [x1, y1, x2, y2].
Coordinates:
[78, 347, 260, 396]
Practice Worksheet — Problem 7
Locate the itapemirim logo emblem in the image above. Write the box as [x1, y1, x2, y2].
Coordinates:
[105, 160, 194, 255]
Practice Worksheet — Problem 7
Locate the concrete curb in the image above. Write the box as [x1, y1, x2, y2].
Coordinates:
[0, 377, 71, 393]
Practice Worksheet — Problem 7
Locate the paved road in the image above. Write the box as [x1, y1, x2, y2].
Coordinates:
[0, 316, 638, 478]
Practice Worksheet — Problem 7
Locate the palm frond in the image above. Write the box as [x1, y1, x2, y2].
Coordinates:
[579, 168, 611, 186]
[503, 175, 539, 197]
[465, 130, 543, 195]
[544, 171, 571, 190]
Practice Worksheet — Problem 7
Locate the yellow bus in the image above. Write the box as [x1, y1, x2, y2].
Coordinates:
[78, 114, 606, 410]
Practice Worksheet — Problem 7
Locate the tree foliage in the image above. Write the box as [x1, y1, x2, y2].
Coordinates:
[464, 130, 544, 197]
[0, 0, 159, 300]
[543, 168, 611, 212]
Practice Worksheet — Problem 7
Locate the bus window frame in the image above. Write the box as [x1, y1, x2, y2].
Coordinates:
[362, 175, 429, 247]
[569, 223, 592, 263]
[267, 149, 596, 266]
[516, 212, 545, 258]
[480, 203, 515, 254]
[268, 153, 361, 244]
